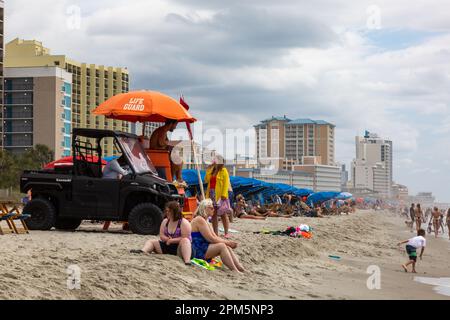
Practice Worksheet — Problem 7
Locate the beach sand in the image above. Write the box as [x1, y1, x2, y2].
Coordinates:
[1, 210, 449, 300]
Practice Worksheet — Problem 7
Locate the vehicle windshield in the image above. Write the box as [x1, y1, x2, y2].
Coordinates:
[117, 136, 157, 175]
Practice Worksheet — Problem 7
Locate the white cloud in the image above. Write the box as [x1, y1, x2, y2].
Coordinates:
[5, 0, 450, 201]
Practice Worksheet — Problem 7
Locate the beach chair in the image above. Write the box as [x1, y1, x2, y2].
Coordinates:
[0, 203, 30, 234]
[9, 205, 30, 234]
[0, 202, 17, 234]
[0, 212, 16, 235]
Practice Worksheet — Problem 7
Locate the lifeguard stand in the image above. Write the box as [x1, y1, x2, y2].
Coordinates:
[141, 137, 198, 221]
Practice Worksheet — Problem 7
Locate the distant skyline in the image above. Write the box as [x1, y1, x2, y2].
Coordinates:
[4, 0, 450, 202]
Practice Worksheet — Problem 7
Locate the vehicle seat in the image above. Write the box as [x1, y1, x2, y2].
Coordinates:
[146, 149, 172, 181]
[76, 161, 103, 178]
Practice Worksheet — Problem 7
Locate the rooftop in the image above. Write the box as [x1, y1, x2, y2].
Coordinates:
[260, 116, 292, 123]
[288, 119, 334, 126]
[256, 116, 335, 127]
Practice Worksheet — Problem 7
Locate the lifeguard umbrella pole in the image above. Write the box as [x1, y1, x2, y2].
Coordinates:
[93, 91, 205, 199]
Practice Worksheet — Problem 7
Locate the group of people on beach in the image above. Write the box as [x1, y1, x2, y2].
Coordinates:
[130, 199, 245, 272]
[130, 157, 245, 272]
[398, 202, 450, 274]
[403, 203, 450, 239]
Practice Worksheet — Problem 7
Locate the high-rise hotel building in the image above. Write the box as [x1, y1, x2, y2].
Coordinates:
[254, 116, 335, 169]
[351, 131, 393, 197]
[5, 38, 130, 156]
[4, 67, 73, 159]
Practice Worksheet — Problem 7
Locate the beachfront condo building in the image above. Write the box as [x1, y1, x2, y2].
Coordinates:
[237, 168, 315, 191]
[351, 131, 393, 197]
[4, 67, 73, 159]
[5, 38, 130, 156]
[0, 1, 4, 149]
[254, 116, 336, 170]
[293, 161, 342, 192]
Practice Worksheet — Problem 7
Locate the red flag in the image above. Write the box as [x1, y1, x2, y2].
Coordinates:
[180, 95, 190, 111]
[180, 95, 193, 140]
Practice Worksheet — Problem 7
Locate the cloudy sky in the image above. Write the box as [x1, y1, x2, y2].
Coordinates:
[5, 0, 450, 202]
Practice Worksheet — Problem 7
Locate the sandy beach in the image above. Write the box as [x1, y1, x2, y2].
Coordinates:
[1, 210, 449, 300]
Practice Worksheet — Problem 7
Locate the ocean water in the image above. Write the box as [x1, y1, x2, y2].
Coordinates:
[414, 277, 450, 297]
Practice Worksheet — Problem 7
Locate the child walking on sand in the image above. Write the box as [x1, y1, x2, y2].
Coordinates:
[397, 229, 426, 273]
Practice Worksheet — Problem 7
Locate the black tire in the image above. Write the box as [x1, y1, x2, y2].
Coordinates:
[128, 203, 163, 235]
[22, 198, 56, 231]
[55, 218, 82, 231]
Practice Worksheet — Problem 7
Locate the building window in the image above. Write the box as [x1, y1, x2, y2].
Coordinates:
[3, 133, 33, 147]
[4, 120, 33, 133]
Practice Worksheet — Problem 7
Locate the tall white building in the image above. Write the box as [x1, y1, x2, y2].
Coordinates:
[351, 131, 393, 197]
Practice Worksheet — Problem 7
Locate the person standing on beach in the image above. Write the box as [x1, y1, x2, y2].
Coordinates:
[446, 209, 450, 240]
[409, 203, 415, 231]
[398, 229, 426, 273]
[415, 204, 423, 232]
[431, 207, 441, 238]
[205, 155, 231, 238]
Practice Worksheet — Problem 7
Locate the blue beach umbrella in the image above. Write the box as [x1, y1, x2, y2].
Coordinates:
[336, 192, 353, 200]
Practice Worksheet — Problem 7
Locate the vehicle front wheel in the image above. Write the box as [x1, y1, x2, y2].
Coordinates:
[22, 198, 56, 231]
[55, 218, 82, 231]
[128, 203, 163, 235]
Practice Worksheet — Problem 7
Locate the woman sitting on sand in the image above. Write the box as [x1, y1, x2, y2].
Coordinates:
[130, 201, 192, 265]
[191, 199, 245, 272]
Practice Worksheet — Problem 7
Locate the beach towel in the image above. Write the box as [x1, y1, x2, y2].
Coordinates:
[254, 226, 313, 239]
[191, 258, 215, 270]
[219, 227, 239, 234]
[209, 258, 223, 268]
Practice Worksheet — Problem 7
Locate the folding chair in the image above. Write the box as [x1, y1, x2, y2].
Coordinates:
[0, 202, 17, 235]
[0, 202, 30, 234]
[8, 205, 30, 234]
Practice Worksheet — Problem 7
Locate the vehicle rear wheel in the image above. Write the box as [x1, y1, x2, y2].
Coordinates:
[55, 218, 82, 231]
[128, 203, 163, 235]
[22, 198, 56, 231]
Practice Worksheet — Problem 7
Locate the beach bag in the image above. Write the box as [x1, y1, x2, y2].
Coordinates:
[217, 199, 232, 216]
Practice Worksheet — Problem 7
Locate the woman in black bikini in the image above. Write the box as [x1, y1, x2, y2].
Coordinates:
[130, 201, 192, 265]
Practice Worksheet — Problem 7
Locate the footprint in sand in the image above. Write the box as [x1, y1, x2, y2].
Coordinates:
[3, 273, 18, 280]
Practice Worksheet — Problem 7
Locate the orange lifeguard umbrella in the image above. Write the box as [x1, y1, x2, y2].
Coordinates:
[93, 91, 204, 198]
[93, 91, 197, 123]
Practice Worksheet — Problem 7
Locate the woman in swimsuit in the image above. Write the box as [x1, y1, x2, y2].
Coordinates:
[191, 199, 245, 272]
[431, 207, 441, 238]
[130, 201, 193, 265]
